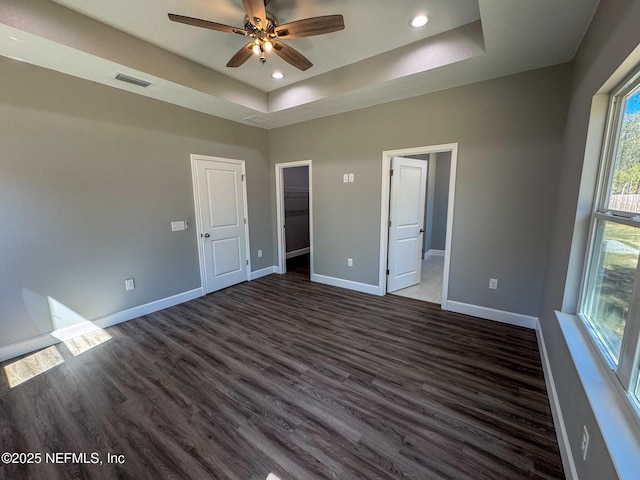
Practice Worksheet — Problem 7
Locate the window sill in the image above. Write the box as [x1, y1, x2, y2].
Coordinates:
[556, 311, 640, 479]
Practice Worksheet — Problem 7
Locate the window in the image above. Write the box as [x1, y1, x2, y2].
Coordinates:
[580, 69, 640, 413]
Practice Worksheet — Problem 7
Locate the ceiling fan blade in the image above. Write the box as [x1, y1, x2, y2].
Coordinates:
[274, 15, 344, 38]
[227, 43, 255, 68]
[242, 0, 267, 29]
[272, 41, 313, 71]
[168, 13, 247, 35]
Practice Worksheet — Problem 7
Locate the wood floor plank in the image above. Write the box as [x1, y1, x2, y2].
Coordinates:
[0, 271, 564, 479]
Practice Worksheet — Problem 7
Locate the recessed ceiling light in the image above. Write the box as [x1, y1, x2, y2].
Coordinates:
[410, 15, 429, 28]
[272, 71, 284, 80]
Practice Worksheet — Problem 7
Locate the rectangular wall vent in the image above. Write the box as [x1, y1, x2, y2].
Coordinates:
[244, 115, 268, 124]
[114, 73, 151, 88]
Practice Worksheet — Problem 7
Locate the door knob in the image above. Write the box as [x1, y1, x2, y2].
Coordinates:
[419, 228, 425, 233]
[204, 233, 210, 238]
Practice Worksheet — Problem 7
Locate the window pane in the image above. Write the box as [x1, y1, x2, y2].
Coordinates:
[607, 86, 640, 213]
[583, 221, 639, 362]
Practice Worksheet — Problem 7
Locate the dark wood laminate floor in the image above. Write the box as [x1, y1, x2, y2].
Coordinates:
[0, 273, 564, 480]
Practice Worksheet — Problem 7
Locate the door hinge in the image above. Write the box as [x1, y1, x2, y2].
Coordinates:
[242, 174, 245, 181]
[246, 260, 249, 265]
[244, 218, 247, 225]
[388, 220, 391, 228]
[390, 169, 394, 177]
[386, 268, 390, 275]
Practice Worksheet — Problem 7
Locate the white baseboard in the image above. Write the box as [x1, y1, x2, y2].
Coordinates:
[311, 273, 379, 296]
[0, 333, 58, 363]
[0, 288, 204, 362]
[250, 266, 276, 280]
[424, 249, 445, 260]
[286, 247, 310, 259]
[445, 300, 538, 329]
[535, 320, 578, 480]
[94, 288, 203, 329]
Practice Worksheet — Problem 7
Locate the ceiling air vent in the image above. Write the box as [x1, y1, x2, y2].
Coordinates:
[114, 73, 151, 88]
[244, 116, 268, 124]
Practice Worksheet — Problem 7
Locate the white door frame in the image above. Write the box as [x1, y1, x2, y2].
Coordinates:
[378, 143, 458, 309]
[275, 160, 313, 275]
[191, 154, 251, 293]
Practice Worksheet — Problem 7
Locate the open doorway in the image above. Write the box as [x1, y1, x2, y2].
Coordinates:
[378, 144, 457, 309]
[275, 160, 313, 278]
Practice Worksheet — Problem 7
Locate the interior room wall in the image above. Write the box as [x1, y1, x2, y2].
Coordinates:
[269, 63, 571, 317]
[424, 155, 436, 254]
[431, 152, 451, 251]
[283, 166, 310, 254]
[539, 0, 640, 478]
[0, 56, 271, 348]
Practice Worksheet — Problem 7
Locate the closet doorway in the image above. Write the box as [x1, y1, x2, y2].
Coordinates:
[275, 160, 313, 277]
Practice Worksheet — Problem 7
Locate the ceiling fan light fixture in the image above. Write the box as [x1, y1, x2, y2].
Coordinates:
[168, 4, 345, 71]
[410, 15, 429, 28]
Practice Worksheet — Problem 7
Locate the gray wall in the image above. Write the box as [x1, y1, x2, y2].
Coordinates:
[432, 152, 451, 251]
[539, 0, 640, 478]
[0, 56, 272, 347]
[269, 64, 571, 316]
[283, 166, 310, 253]
[424, 155, 436, 253]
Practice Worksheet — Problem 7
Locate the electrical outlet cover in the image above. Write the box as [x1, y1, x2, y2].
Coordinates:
[581, 425, 589, 460]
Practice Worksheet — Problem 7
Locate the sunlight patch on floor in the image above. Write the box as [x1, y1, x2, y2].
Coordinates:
[52, 321, 112, 356]
[63, 328, 112, 356]
[47, 296, 113, 355]
[4, 345, 64, 388]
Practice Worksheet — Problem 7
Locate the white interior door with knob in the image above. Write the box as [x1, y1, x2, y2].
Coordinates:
[387, 157, 428, 293]
[192, 156, 249, 293]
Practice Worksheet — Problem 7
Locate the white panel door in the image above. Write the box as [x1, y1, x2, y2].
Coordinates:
[196, 159, 248, 293]
[387, 157, 428, 292]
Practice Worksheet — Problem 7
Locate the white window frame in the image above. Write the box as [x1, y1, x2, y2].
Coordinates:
[578, 66, 640, 414]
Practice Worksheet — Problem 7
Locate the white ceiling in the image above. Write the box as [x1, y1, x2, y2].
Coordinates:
[0, 0, 599, 129]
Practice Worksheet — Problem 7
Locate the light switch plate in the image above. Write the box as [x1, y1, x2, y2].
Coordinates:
[348, 173, 354, 182]
[171, 221, 186, 231]
[343, 174, 349, 183]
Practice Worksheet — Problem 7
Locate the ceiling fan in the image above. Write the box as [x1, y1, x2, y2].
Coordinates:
[168, 0, 345, 71]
